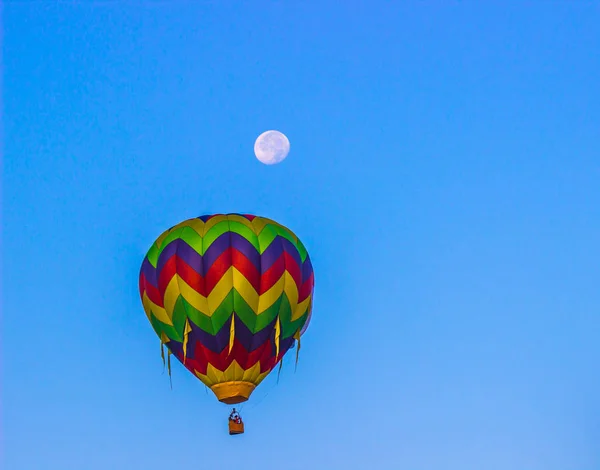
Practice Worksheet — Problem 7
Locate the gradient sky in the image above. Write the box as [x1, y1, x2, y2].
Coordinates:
[3, 3, 600, 470]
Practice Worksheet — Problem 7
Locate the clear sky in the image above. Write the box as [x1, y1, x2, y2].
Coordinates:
[3, 3, 599, 469]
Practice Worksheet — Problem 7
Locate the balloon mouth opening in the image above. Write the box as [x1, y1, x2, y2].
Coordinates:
[210, 381, 256, 404]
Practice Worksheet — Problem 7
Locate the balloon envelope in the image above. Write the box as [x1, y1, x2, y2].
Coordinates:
[139, 213, 315, 404]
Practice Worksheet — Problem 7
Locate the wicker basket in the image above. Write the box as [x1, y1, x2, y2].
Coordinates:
[229, 420, 244, 435]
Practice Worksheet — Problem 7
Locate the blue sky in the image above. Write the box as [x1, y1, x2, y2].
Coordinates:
[3, 3, 599, 469]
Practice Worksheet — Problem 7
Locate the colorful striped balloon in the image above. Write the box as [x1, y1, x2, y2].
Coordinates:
[139, 213, 315, 404]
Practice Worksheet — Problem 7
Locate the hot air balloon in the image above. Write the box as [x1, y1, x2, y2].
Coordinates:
[138, 213, 314, 432]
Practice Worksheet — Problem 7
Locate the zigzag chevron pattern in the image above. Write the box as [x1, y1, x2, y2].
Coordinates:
[139, 213, 315, 388]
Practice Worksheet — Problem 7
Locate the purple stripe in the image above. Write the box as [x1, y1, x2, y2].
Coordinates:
[247, 316, 278, 352]
[189, 318, 230, 353]
[181, 315, 279, 355]
[154, 235, 308, 283]
[156, 236, 262, 279]
[202, 233, 232, 271]
[302, 257, 313, 284]
[230, 233, 260, 269]
[165, 319, 295, 361]
[140, 257, 158, 287]
[281, 237, 302, 269]
[201, 231, 271, 271]
[300, 309, 312, 336]
[156, 241, 178, 273]
[174, 241, 204, 274]
[261, 236, 305, 273]
[274, 336, 295, 358]
[157, 239, 204, 275]
[166, 340, 184, 358]
[261, 239, 284, 273]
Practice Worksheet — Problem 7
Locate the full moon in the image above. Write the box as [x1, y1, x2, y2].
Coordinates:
[254, 130, 290, 165]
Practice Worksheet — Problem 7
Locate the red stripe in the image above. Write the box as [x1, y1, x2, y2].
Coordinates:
[298, 272, 314, 302]
[181, 338, 278, 376]
[259, 255, 285, 294]
[231, 248, 260, 292]
[283, 251, 302, 287]
[158, 256, 177, 296]
[138, 274, 145, 298]
[259, 252, 304, 295]
[152, 245, 311, 309]
[204, 247, 233, 294]
[153, 251, 297, 301]
[175, 255, 206, 296]
[140, 273, 164, 307]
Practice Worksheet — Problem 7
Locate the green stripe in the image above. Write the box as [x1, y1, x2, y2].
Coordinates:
[150, 314, 182, 342]
[158, 227, 186, 252]
[171, 296, 188, 339]
[211, 288, 235, 333]
[229, 221, 260, 251]
[156, 289, 300, 336]
[150, 217, 309, 262]
[146, 245, 160, 268]
[202, 220, 231, 252]
[180, 297, 215, 334]
[294, 238, 308, 262]
[152, 298, 309, 343]
[258, 225, 298, 254]
[178, 226, 204, 256]
[282, 312, 308, 339]
[275, 294, 309, 339]
[231, 290, 257, 333]
[255, 295, 287, 332]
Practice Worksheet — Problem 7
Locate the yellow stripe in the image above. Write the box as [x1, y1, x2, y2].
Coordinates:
[175, 218, 207, 241]
[258, 271, 300, 314]
[177, 276, 209, 315]
[182, 218, 206, 234]
[228, 314, 235, 355]
[225, 214, 256, 231]
[154, 229, 173, 250]
[163, 276, 180, 316]
[157, 269, 306, 320]
[155, 219, 190, 250]
[203, 214, 229, 233]
[205, 363, 222, 384]
[142, 292, 173, 325]
[166, 268, 262, 317]
[282, 271, 299, 310]
[292, 294, 313, 321]
[275, 316, 281, 358]
[258, 275, 285, 313]
[251, 217, 297, 240]
[243, 364, 265, 383]
[206, 268, 234, 314]
[183, 319, 192, 363]
[195, 361, 270, 386]
[178, 268, 257, 316]
[232, 268, 259, 312]
[250, 217, 269, 235]
[251, 217, 291, 237]
[222, 360, 245, 382]
[171, 218, 194, 232]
